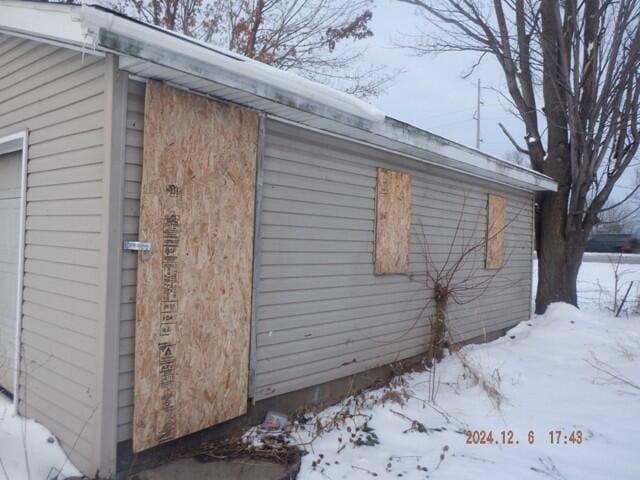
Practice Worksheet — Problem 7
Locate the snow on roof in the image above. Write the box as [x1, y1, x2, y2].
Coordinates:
[0, 0, 556, 192]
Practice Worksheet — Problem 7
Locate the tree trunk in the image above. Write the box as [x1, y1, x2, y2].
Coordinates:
[535, 190, 586, 314]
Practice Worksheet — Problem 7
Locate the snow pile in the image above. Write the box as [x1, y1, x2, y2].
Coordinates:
[277, 261, 640, 479]
[0, 396, 81, 480]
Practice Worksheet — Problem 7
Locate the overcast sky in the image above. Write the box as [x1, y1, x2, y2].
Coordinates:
[360, 0, 640, 202]
[362, 1, 524, 160]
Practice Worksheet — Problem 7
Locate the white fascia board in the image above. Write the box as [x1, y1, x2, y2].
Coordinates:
[78, 5, 385, 124]
[89, 27, 555, 192]
[374, 118, 557, 192]
[0, 1, 90, 50]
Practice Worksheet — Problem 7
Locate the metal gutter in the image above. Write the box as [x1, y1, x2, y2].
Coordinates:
[372, 118, 557, 191]
[78, 5, 385, 124]
[0, 0, 557, 193]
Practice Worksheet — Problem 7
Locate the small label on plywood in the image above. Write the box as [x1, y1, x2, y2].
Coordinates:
[374, 168, 411, 274]
[486, 194, 506, 269]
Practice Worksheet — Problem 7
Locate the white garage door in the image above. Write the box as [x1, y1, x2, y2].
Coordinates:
[0, 151, 21, 393]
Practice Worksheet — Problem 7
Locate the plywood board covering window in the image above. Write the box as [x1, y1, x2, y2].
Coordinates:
[133, 81, 258, 452]
[374, 168, 411, 274]
[486, 194, 506, 269]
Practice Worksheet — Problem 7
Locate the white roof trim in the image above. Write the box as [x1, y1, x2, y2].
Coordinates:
[78, 6, 385, 123]
[0, 2, 88, 48]
[0, 0, 557, 192]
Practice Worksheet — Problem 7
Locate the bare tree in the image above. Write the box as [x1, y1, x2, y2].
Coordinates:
[105, 0, 393, 97]
[398, 0, 640, 313]
[409, 194, 525, 404]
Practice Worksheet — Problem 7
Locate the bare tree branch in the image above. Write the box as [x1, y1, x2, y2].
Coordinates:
[397, 0, 640, 311]
[105, 0, 394, 97]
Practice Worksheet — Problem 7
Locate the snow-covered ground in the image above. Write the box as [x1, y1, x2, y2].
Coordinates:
[2, 257, 639, 480]
[283, 258, 640, 480]
[0, 397, 81, 480]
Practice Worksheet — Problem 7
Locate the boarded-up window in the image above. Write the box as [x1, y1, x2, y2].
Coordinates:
[374, 168, 411, 274]
[133, 81, 258, 452]
[486, 194, 506, 269]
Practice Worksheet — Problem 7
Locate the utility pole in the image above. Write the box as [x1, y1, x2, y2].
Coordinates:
[474, 78, 482, 150]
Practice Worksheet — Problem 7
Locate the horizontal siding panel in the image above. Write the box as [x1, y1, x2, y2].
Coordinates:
[22, 302, 96, 338]
[25, 244, 100, 267]
[261, 251, 374, 265]
[26, 230, 100, 250]
[258, 312, 429, 357]
[263, 197, 372, 220]
[258, 288, 426, 319]
[22, 94, 105, 140]
[259, 281, 425, 306]
[263, 170, 373, 199]
[21, 328, 96, 377]
[23, 282, 98, 321]
[28, 129, 103, 159]
[19, 331, 97, 394]
[119, 318, 134, 338]
[0, 40, 52, 73]
[19, 343, 95, 397]
[256, 344, 427, 400]
[261, 212, 372, 231]
[259, 273, 408, 293]
[262, 224, 373, 242]
[125, 129, 143, 148]
[0, 76, 104, 135]
[28, 145, 104, 174]
[26, 214, 101, 232]
[27, 197, 103, 216]
[25, 258, 99, 285]
[27, 180, 102, 202]
[256, 324, 430, 373]
[253, 119, 534, 401]
[23, 273, 99, 303]
[255, 336, 427, 396]
[265, 157, 374, 188]
[0, 36, 27, 58]
[0, 42, 59, 82]
[258, 297, 429, 333]
[0, 54, 103, 110]
[119, 354, 133, 378]
[118, 386, 133, 410]
[125, 146, 143, 166]
[28, 163, 103, 187]
[29, 110, 104, 146]
[264, 184, 373, 209]
[0, 45, 77, 91]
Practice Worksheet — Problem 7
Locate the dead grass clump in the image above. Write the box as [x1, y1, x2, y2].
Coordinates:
[192, 436, 299, 465]
[379, 390, 407, 406]
[458, 352, 506, 410]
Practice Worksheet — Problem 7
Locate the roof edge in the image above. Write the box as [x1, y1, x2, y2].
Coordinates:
[0, 0, 557, 193]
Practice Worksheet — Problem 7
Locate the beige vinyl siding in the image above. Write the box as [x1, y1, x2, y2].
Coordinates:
[117, 79, 144, 443]
[252, 119, 533, 400]
[114, 85, 533, 441]
[0, 33, 106, 473]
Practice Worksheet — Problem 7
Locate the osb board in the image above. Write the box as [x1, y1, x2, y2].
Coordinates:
[374, 168, 412, 274]
[486, 194, 506, 269]
[133, 81, 258, 452]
